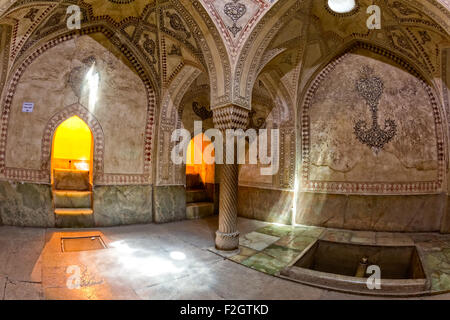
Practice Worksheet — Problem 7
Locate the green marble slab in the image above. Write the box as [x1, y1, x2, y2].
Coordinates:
[241, 252, 289, 275]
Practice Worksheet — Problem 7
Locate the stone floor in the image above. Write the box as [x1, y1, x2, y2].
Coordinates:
[1, 216, 450, 300]
[229, 224, 450, 296]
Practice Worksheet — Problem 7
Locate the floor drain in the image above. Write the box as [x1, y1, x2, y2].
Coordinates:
[61, 236, 107, 252]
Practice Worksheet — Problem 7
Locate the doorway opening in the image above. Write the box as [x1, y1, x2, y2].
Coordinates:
[185, 133, 216, 220]
[51, 116, 94, 227]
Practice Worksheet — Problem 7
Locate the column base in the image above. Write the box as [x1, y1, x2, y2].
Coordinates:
[215, 230, 240, 251]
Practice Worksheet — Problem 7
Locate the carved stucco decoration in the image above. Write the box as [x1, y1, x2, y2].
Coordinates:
[180, 0, 232, 108]
[2, 0, 210, 97]
[354, 66, 397, 154]
[192, 101, 213, 120]
[224, 0, 247, 37]
[142, 33, 157, 64]
[247, 109, 265, 129]
[165, 11, 191, 39]
[233, 0, 300, 109]
[239, 0, 450, 117]
[2, 4, 57, 64]
[300, 45, 446, 195]
[199, 0, 273, 63]
[1, 0, 228, 187]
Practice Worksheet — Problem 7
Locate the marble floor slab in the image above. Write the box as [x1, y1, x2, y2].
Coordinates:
[239, 231, 280, 251]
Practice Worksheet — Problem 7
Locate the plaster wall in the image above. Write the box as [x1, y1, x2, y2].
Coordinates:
[296, 49, 447, 232]
[5, 34, 148, 176]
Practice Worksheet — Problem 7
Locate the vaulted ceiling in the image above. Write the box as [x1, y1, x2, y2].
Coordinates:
[0, 0, 448, 112]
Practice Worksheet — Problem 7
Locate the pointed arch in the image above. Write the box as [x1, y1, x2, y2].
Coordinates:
[297, 42, 447, 195]
[156, 65, 202, 186]
[173, 0, 232, 108]
[0, 25, 156, 184]
[41, 103, 104, 183]
[233, 0, 300, 110]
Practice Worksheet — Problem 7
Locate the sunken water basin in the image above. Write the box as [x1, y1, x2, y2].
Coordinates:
[280, 240, 430, 296]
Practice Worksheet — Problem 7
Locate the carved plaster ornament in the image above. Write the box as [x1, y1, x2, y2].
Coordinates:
[354, 66, 397, 154]
[248, 110, 266, 129]
[224, 0, 247, 37]
[165, 12, 191, 39]
[192, 101, 213, 120]
[143, 34, 157, 64]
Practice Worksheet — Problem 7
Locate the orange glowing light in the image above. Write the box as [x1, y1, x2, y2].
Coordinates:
[52, 116, 92, 170]
[186, 133, 214, 184]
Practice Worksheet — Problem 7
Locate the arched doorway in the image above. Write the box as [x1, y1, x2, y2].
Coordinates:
[51, 116, 94, 227]
[185, 133, 216, 220]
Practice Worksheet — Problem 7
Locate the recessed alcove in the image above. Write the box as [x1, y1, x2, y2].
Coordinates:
[51, 116, 94, 227]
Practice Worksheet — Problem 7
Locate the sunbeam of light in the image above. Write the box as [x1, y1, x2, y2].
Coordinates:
[108, 241, 184, 278]
[86, 64, 99, 112]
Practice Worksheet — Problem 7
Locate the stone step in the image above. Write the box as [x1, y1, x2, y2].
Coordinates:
[186, 202, 214, 220]
[53, 191, 92, 208]
[54, 208, 94, 228]
[186, 174, 203, 189]
[186, 189, 209, 203]
[54, 169, 90, 191]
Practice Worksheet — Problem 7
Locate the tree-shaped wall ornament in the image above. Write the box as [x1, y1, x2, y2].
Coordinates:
[354, 66, 397, 154]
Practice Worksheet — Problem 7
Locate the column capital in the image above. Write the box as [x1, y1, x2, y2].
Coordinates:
[212, 104, 249, 131]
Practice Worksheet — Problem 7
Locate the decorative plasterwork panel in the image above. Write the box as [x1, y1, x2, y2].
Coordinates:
[4, 3, 55, 64]
[82, 0, 152, 24]
[233, 0, 300, 110]
[199, 0, 276, 62]
[301, 45, 446, 195]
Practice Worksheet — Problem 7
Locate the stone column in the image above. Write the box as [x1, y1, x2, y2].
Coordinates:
[213, 105, 249, 251]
